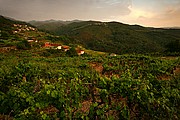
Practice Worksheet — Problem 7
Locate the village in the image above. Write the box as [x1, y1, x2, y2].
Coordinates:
[0, 40, 85, 56]
[0, 23, 85, 55]
[43, 42, 85, 55]
[13, 24, 37, 34]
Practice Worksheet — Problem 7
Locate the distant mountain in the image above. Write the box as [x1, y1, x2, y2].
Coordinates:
[29, 20, 82, 31]
[30, 20, 180, 54]
[162, 27, 180, 29]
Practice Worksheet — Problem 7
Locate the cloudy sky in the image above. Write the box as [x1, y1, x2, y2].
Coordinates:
[0, 0, 180, 27]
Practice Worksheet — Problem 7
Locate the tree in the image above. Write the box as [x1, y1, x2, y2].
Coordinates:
[66, 47, 78, 57]
[165, 40, 180, 52]
[16, 40, 31, 50]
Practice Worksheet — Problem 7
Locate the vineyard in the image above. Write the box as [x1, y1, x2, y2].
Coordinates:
[0, 52, 180, 120]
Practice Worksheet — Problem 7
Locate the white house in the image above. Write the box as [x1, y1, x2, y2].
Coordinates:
[77, 50, 85, 55]
[57, 46, 62, 50]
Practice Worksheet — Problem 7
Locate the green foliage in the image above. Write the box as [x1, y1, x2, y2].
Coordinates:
[165, 40, 180, 52]
[0, 53, 180, 119]
[16, 40, 31, 50]
[39, 49, 66, 57]
[66, 47, 78, 57]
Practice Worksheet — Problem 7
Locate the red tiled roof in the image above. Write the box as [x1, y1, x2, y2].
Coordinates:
[62, 46, 70, 49]
[44, 42, 61, 47]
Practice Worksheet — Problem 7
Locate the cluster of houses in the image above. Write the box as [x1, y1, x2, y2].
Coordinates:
[93, 22, 107, 26]
[13, 24, 36, 34]
[11, 24, 41, 44]
[1, 24, 85, 55]
[0, 41, 85, 55]
[44, 42, 85, 55]
[27, 37, 38, 43]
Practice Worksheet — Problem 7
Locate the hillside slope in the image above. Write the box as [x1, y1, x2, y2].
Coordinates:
[0, 16, 68, 48]
[31, 20, 180, 54]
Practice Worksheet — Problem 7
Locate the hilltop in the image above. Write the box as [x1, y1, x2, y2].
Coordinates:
[29, 20, 180, 54]
[29, 20, 82, 32]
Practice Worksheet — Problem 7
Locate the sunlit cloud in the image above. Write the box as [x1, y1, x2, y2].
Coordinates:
[105, 0, 180, 27]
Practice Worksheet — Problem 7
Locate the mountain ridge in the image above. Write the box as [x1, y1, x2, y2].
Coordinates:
[1, 15, 180, 54]
[29, 20, 180, 54]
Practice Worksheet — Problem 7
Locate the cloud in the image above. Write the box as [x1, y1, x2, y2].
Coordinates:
[150, 7, 180, 27]
[0, 0, 132, 21]
[134, 1, 180, 27]
[113, 0, 180, 27]
[0, 0, 179, 27]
